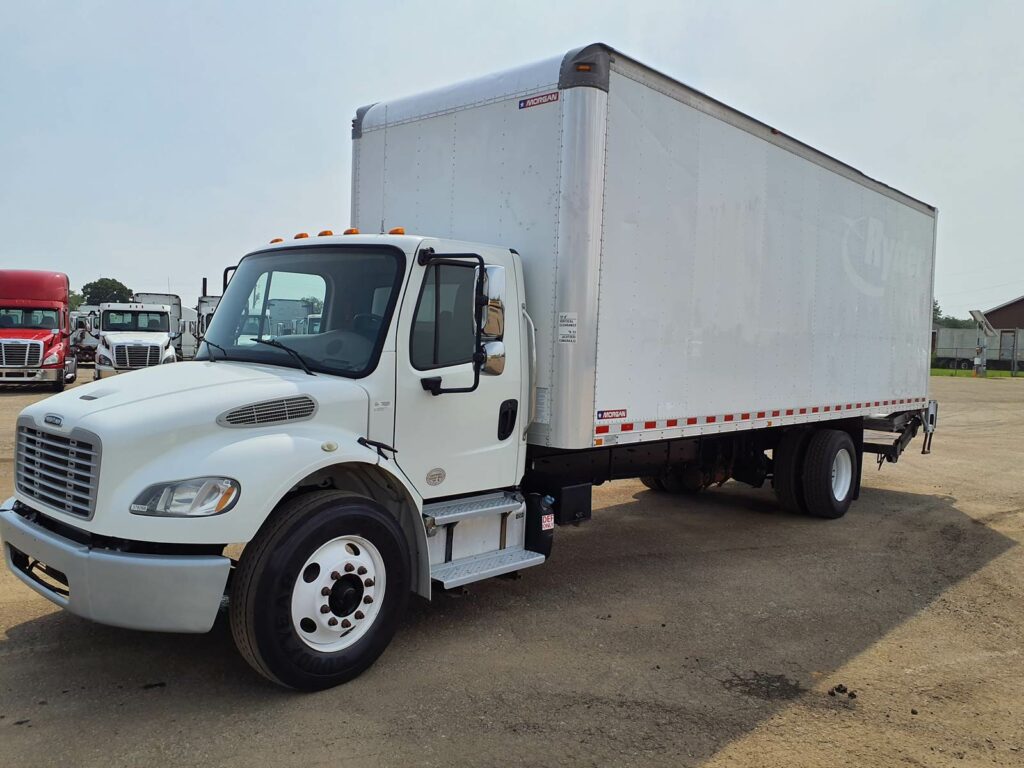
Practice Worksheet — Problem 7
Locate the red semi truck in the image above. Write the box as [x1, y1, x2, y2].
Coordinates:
[0, 270, 77, 392]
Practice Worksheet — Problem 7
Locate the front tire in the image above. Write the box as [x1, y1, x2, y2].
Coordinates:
[230, 491, 411, 691]
[801, 430, 857, 519]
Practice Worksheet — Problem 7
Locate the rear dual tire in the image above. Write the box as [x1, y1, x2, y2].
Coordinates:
[774, 428, 856, 519]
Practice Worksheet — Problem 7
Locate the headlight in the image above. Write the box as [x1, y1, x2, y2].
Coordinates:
[130, 477, 240, 517]
[43, 351, 61, 365]
[97, 354, 113, 367]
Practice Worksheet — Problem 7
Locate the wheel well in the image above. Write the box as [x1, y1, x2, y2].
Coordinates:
[281, 463, 430, 598]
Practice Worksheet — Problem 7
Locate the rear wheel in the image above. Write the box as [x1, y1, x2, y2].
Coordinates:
[230, 491, 410, 690]
[801, 429, 857, 519]
[773, 429, 811, 513]
[640, 476, 666, 492]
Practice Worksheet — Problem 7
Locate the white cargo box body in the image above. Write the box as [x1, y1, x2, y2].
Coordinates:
[352, 43, 937, 451]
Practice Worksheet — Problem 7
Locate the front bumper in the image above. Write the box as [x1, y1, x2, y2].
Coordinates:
[0, 367, 60, 383]
[0, 500, 230, 633]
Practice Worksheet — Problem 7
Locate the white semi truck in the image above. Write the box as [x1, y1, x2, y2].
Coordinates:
[2, 44, 937, 691]
[92, 301, 178, 379]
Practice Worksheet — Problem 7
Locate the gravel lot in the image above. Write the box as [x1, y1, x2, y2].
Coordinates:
[1, 375, 1021, 767]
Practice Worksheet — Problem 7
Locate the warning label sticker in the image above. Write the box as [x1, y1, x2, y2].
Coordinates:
[557, 312, 578, 344]
[519, 91, 559, 109]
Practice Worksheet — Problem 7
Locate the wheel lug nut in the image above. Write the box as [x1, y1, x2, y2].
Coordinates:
[354, 611, 365, 620]
[328, 617, 338, 626]
[344, 563, 355, 573]
[321, 587, 331, 596]
[364, 578, 374, 587]
[320, 605, 331, 614]
[330, 571, 341, 580]
[357, 566, 367, 575]
[363, 595, 373, 604]
[341, 619, 352, 628]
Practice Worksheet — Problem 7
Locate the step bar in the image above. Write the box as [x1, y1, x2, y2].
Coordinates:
[430, 548, 545, 589]
[423, 491, 522, 533]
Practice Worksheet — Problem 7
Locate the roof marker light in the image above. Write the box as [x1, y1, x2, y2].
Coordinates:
[318, 230, 334, 236]
[294, 232, 309, 239]
[269, 238, 284, 244]
[388, 227, 406, 235]
[576, 63, 593, 72]
[343, 228, 360, 235]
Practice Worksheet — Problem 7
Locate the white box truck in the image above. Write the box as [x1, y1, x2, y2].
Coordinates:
[1, 44, 937, 691]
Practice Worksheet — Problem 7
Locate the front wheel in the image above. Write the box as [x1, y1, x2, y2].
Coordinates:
[230, 491, 411, 690]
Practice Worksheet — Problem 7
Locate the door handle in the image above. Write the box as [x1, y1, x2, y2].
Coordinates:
[498, 399, 518, 441]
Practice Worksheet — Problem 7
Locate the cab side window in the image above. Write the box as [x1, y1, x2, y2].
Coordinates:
[411, 264, 477, 369]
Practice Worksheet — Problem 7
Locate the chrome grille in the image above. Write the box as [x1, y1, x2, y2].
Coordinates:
[113, 344, 160, 368]
[219, 396, 318, 427]
[0, 340, 43, 368]
[15, 425, 100, 519]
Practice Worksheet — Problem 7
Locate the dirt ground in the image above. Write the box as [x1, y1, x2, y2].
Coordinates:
[0, 376, 1021, 767]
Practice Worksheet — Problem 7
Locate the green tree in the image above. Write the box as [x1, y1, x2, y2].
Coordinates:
[82, 278, 132, 305]
[68, 289, 85, 310]
[932, 299, 942, 324]
[301, 295, 324, 314]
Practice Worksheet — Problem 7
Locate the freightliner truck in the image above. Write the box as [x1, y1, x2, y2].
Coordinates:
[1, 45, 938, 690]
[92, 301, 179, 379]
[0, 270, 78, 391]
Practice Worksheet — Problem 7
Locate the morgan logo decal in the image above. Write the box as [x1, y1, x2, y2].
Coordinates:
[597, 409, 627, 420]
[44, 414, 63, 427]
[426, 468, 446, 487]
[519, 91, 559, 109]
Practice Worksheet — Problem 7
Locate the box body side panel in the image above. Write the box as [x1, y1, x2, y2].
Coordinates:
[594, 67, 935, 442]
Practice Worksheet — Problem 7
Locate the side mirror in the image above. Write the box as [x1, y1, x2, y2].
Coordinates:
[481, 340, 505, 375]
[481, 266, 505, 339]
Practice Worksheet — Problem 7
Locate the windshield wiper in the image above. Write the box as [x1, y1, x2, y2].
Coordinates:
[203, 340, 230, 362]
[253, 337, 316, 376]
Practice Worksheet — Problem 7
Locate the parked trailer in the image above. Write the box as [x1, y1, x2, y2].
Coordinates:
[0, 270, 77, 391]
[933, 326, 1024, 371]
[2, 44, 937, 691]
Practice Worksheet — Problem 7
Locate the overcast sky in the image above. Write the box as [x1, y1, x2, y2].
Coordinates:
[1, 1, 1021, 316]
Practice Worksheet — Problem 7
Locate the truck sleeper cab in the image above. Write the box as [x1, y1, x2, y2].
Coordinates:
[0, 269, 77, 392]
[93, 302, 178, 379]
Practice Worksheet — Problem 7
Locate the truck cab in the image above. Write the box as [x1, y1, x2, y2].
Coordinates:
[0, 270, 77, 391]
[93, 301, 178, 379]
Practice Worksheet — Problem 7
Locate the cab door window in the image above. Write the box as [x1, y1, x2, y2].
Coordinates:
[411, 264, 477, 369]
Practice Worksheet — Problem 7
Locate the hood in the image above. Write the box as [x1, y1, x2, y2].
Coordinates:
[0, 328, 61, 344]
[21, 360, 370, 430]
[102, 331, 171, 345]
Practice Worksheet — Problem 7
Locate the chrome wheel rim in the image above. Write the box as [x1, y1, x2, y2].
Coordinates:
[290, 535, 385, 652]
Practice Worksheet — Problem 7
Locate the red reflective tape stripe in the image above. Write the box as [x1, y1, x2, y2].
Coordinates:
[724, 414, 734, 422]
[785, 409, 794, 416]
[644, 421, 657, 429]
[811, 407, 819, 413]
[706, 416, 717, 424]
[757, 411, 766, 418]
[666, 419, 678, 427]
[824, 405, 831, 412]
[686, 417, 698, 425]
[799, 408, 807, 414]
[846, 404, 852, 410]
[596, 425, 609, 434]
[620, 423, 634, 431]
[772, 410, 780, 417]
[741, 413, 750, 420]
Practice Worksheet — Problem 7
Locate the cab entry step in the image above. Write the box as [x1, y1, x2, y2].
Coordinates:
[430, 548, 545, 589]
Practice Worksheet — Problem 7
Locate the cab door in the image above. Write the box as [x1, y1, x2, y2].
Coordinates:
[393, 248, 522, 499]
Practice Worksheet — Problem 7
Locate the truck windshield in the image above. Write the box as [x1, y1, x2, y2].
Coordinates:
[102, 311, 170, 332]
[0, 308, 60, 330]
[196, 245, 404, 378]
